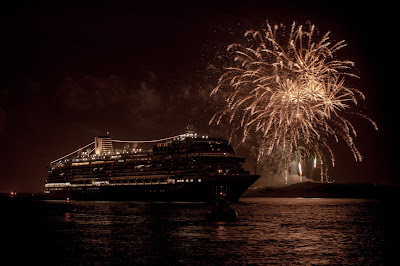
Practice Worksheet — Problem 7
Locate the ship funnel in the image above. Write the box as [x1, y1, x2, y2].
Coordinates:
[95, 135, 113, 155]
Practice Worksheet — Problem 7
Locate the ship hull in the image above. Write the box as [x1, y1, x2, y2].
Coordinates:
[44, 175, 259, 203]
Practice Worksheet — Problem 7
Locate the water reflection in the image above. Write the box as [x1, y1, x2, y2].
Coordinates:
[64, 212, 72, 222]
[23, 198, 394, 264]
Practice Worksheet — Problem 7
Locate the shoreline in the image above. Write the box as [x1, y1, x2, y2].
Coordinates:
[242, 182, 400, 200]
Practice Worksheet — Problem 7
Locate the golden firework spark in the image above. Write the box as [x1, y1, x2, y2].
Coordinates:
[210, 21, 377, 183]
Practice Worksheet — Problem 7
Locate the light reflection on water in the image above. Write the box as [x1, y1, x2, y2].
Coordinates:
[6, 198, 395, 265]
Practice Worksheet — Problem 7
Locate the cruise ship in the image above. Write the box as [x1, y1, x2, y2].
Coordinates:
[45, 127, 260, 202]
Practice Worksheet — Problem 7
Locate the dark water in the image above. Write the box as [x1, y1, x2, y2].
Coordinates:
[5, 197, 397, 265]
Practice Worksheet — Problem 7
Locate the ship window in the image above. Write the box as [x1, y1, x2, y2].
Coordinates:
[198, 179, 201, 182]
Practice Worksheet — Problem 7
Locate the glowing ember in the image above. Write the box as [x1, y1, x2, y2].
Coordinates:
[298, 162, 303, 176]
[210, 21, 377, 183]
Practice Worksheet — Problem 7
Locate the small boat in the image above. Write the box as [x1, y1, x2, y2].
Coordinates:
[207, 186, 238, 221]
[62, 198, 76, 213]
[207, 205, 238, 221]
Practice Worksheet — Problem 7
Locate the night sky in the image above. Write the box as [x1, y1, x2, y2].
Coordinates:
[1, 1, 397, 193]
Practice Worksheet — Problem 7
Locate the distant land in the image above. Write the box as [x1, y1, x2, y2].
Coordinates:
[243, 182, 400, 199]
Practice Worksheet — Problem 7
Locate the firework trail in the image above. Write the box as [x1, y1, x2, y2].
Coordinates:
[210, 21, 377, 183]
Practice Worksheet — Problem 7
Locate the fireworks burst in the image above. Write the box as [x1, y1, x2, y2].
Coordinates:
[210, 21, 377, 183]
